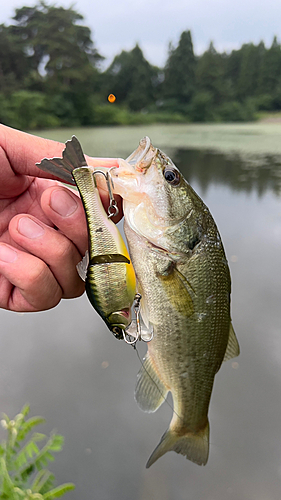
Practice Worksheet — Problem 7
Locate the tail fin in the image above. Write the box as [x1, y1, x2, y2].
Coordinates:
[146, 421, 209, 468]
[36, 136, 87, 185]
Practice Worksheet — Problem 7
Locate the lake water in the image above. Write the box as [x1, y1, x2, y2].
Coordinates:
[1, 124, 281, 499]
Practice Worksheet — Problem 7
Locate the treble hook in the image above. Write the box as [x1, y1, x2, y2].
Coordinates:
[123, 293, 154, 346]
[92, 169, 119, 218]
[122, 330, 139, 346]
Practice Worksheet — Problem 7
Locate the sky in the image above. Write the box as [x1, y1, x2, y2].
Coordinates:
[1, 0, 281, 68]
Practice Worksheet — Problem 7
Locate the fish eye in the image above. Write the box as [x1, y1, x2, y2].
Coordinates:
[163, 167, 180, 186]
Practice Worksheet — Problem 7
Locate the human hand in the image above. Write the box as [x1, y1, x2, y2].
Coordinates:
[0, 125, 121, 312]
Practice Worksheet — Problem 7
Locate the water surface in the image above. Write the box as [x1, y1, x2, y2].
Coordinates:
[1, 127, 281, 499]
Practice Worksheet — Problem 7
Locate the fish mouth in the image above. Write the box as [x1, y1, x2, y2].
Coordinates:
[95, 137, 157, 200]
[126, 136, 157, 172]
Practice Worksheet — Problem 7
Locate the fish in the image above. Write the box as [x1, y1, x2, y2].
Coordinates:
[36, 136, 136, 338]
[107, 136, 240, 467]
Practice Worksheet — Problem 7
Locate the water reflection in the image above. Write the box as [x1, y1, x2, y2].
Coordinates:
[174, 148, 281, 197]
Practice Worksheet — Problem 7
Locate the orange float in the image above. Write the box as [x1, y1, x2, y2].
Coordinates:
[108, 94, 116, 103]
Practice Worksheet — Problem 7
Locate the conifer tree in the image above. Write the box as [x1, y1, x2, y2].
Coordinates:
[236, 43, 264, 99]
[104, 44, 160, 111]
[258, 36, 281, 96]
[195, 42, 227, 105]
[163, 30, 196, 104]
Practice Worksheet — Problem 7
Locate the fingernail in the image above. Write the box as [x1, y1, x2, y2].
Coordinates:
[0, 244, 18, 263]
[50, 189, 78, 217]
[18, 217, 45, 239]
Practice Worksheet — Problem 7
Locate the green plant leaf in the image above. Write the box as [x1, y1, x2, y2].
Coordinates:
[31, 470, 54, 494]
[42, 483, 75, 499]
[47, 436, 64, 453]
[0, 458, 15, 497]
[0, 406, 74, 499]
[17, 419, 46, 443]
[13, 440, 40, 469]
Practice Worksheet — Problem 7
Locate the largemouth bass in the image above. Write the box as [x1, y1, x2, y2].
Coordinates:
[108, 137, 240, 467]
[37, 137, 136, 336]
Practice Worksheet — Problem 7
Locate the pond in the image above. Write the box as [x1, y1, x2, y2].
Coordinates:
[1, 124, 281, 500]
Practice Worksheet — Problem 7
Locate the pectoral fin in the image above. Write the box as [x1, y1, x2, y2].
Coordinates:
[158, 268, 194, 317]
[223, 322, 240, 361]
[135, 353, 168, 413]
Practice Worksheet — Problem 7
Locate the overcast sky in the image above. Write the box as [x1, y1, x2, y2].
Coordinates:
[1, 0, 281, 68]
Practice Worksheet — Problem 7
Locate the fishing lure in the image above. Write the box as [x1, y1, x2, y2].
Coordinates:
[37, 136, 141, 340]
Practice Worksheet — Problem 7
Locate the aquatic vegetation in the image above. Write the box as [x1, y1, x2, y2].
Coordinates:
[0, 405, 74, 499]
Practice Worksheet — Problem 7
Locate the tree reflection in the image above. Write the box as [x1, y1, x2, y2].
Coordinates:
[174, 148, 281, 197]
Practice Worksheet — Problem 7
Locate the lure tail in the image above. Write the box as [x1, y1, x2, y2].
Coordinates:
[146, 420, 209, 468]
[36, 136, 87, 185]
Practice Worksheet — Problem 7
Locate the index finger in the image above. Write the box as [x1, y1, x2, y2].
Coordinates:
[0, 124, 120, 180]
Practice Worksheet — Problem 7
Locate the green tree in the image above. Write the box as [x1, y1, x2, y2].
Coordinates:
[104, 44, 160, 111]
[195, 42, 228, 106]
[10, 2, 103, 124]
[258, 36, 281, 97]
[12, 2, 102, 87]
[163, 30, 196, 105]
[0, 24, 32, 92]
[235, 42, 265, 100]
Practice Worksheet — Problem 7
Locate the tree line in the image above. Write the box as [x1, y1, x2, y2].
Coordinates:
[0, 1, 281, 129]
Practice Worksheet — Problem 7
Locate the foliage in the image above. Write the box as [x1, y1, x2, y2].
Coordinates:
[103, 44, 160, 111]
[0, 91, 61, 129]
[196, 42, 229, 106]
[163, 30, 196, 105]
[1, 1, 281, 128]
[0, 405, 75, 499]
[0, 24, 32, 92]
[189, 92, 216, 122]
[11, 2, 102, 83]
[218, 99, 257, 122]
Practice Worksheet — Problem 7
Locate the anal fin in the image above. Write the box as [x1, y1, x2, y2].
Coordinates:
[223, 322, 240, 362]
[135, 353, 168, 413]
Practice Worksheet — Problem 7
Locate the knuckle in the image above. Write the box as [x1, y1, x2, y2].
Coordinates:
[24, 259, 47, 287]
[55, 238, 76, 262]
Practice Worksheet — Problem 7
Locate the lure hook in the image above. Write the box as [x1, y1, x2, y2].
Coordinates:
[122, 330, 139, 346]
[123, 293, 154, 346]
[107, 168, 119, 218]
[92, 169, 119, 219]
